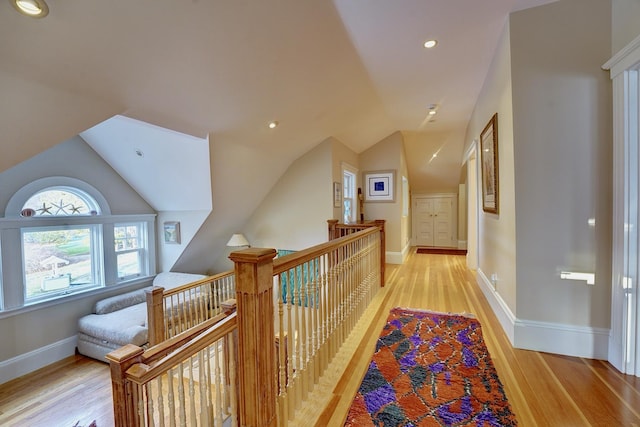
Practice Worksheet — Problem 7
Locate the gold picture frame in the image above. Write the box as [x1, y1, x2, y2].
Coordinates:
[480, 113, 499, 214]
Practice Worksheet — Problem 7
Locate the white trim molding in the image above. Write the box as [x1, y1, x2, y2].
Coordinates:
[386, 251, 404, 265]
[477, 269, 516, 343]
[0, 335, 77, 385]
[513, 319, 609, 360]
[603, 33, 640, 376]
[476, 269, 609, 360]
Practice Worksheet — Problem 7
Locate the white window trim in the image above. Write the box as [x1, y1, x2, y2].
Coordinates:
[0, 213, 156, 312]
[5, 176, 111, 217]
[603, 33, 640, 376]
[342, 162, 359, 223]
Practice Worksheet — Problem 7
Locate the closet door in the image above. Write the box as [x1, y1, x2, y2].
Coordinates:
[415, 198, 434, 246]
[433, 198, 453, 247]
[414, 196, 455, 247]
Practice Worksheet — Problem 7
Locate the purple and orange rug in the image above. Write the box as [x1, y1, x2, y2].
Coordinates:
[344, 307, 517, 426]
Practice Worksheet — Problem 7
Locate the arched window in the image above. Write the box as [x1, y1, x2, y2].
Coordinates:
[0, 178, 154, 309]
[21, 186, 101, 217]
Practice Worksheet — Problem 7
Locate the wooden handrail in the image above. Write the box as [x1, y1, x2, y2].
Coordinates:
[106, 303, 238, 427]
[146, 270, 236, 345]
[273, 227, 377, 274]
[109, 219, 385, 427]
[327, 219, 385, 286]
[126, 313, 237, 384]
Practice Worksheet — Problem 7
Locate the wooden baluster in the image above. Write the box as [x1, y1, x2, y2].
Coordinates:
[177, 363, 186, 427]
[285, 270, 295, 421]
[214, 341, 222, 425]
[229, 248, 278, 427]
[167, 367, 176, 427]
[157, 376, 165, 427]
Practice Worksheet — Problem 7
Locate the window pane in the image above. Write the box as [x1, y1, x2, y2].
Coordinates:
[114, 223, 145, 280]
[23, 228, 96, 300]
[115, 224, 141, 251]
[344, 199, 352, 223]
[23, 188, 97, 216]
[117, 252, 141, 278]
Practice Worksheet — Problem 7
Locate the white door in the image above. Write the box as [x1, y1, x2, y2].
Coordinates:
[415, 198, 434, 246]
[433, 199, 453, 247]
[414, 196, 454, 247]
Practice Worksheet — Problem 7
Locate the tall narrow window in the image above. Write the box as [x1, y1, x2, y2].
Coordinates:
[343, 167, 357, 223]
[114, 223, 147, 280]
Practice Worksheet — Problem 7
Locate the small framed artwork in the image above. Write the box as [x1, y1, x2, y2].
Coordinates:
[333, 182, 342, 208]
[163, 221, 181, 244]
[364, 170, 396, 202]
[480, 113, 499, 214]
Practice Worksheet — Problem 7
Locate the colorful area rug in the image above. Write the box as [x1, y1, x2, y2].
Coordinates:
[344, 307, 517, 426]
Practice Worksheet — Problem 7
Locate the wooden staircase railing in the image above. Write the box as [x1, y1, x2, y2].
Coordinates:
[328, 219, 385, 287]
[146, 271, 236, 346]
[108, 220, 385, 426]
[107, 305, 238, 427]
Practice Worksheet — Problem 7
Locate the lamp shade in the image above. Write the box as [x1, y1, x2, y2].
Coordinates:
[227, 233, 250, 247]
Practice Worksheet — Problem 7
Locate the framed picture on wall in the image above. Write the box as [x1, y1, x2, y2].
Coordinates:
[480, 113, 499, 214]
[333, 182, 342, 208]
[163, 221, 181, 244]
[363, 170, 396, 202]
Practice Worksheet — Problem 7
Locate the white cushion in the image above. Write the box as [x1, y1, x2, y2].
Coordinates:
[78, 303, 148, 346]
[94, 287, 151, 314]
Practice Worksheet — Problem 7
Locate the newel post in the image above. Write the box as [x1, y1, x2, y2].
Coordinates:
[374, 219, 386, 286]
[229, 248, 278, 427]
[106, 344, 145, 427]
[146, 286, 165, 346]
[327, 219, 339, 240]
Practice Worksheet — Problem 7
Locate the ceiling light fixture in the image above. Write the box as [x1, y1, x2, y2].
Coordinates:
[268, 120, 279, 129]
[10, 0, 49, 18]
[423, 39, 438, 49]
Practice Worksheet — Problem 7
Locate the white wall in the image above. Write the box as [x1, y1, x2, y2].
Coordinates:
[243, 139, 333, 254]
[359, 131, 408, 262]
[510, 0, 612, 329]
[464, 19, 518, 314]
[0, 137, 155, 376]
[612, 0, 640, 54]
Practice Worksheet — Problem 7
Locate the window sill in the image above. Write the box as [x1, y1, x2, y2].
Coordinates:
[0, 275, 154, 320]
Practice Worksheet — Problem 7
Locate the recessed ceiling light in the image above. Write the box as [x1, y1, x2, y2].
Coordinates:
[10, 0, 49, 18]
[423, 39, 438, 49]
[268, 121, 279, 129]
[428, 110, 437, 116]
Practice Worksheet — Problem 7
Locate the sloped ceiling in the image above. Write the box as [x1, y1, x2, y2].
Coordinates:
[0, 0, 558, 207]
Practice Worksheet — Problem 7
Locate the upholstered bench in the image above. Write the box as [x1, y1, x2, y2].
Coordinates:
[77, 272, 206, 361]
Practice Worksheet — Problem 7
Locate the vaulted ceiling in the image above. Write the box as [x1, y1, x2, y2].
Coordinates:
[0, 0, 558, 201]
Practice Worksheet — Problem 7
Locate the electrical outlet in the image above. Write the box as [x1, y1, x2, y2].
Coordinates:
[490, 273, 498, 289]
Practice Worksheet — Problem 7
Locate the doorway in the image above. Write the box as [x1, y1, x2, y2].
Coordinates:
[413, 195, 456, 247]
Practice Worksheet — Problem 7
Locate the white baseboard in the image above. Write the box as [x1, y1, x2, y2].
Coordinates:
[0, 335, 77, 385]
[476, 269, 516, 343]
[476, 269, 609, 359]
[386, 251, 403, 265]
[514, 319, 609, 360]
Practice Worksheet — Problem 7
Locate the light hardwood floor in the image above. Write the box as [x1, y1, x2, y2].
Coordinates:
[1, 249, 640, 426]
